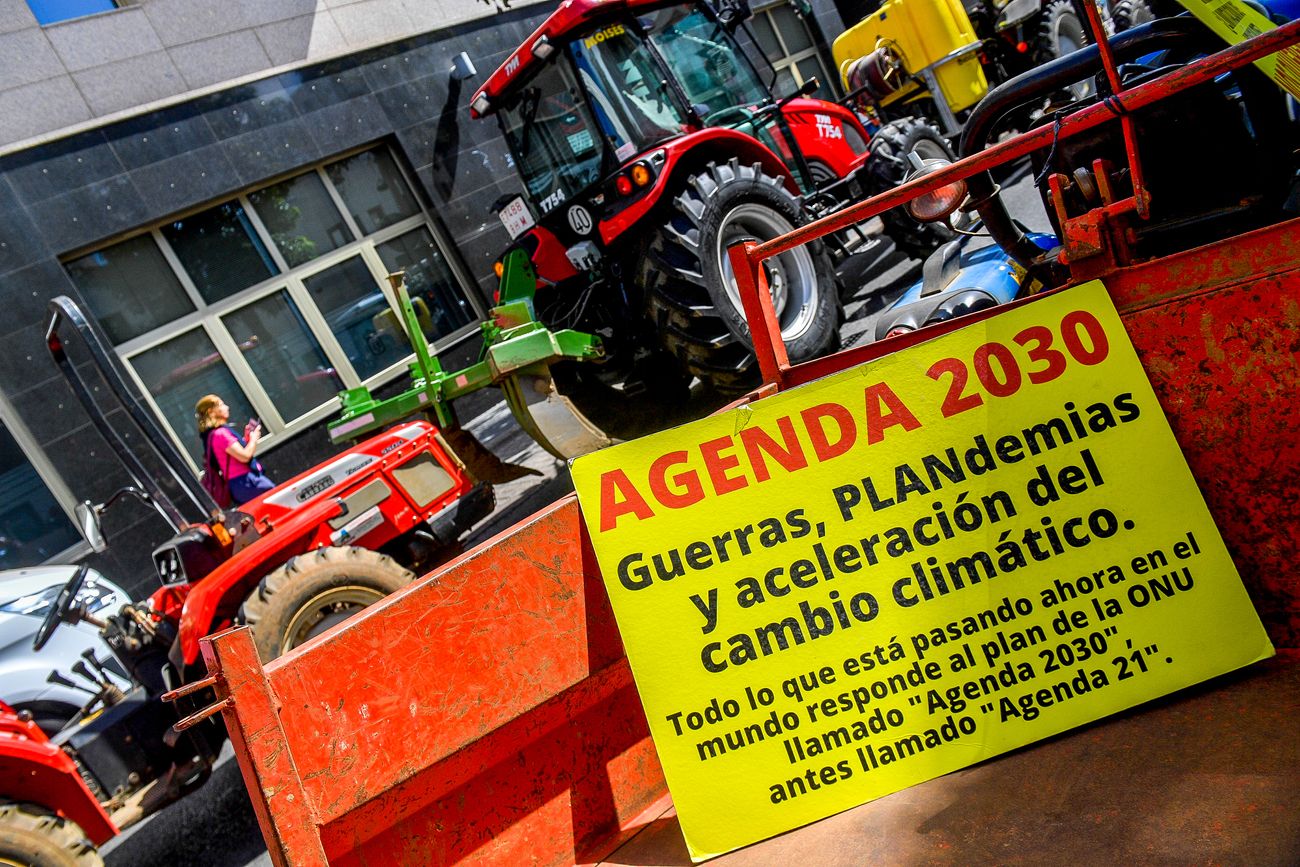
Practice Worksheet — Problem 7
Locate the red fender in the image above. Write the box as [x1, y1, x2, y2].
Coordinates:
[600, 127, 797, 246]
[0, 704, 117, 845]
[177, 497, 344, 666]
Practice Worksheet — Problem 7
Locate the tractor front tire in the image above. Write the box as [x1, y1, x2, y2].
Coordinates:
[240, 547, 414, 661]
[643, 159, 839, 393]
[0, 804, 101, 867]
[863, 118, 957, 261]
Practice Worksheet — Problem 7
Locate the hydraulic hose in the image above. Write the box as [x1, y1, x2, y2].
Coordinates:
[958, 16, 1220, 269]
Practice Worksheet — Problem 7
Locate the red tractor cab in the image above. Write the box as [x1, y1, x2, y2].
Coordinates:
[469, 0, 949, 434]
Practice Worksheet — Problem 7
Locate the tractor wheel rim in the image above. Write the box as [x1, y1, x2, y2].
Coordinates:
[282, 585, 386, 651]
[717, 203, 819, 341]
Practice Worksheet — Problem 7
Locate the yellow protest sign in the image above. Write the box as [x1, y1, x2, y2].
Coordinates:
[1174, 0, 1300, 98]
[570, 281, 1274, 861]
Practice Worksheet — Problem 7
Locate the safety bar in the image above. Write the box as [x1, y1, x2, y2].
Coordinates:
[729, 17, 1300, 390]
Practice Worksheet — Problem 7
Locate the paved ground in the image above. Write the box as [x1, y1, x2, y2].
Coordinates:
[102, 163, 1049, 867]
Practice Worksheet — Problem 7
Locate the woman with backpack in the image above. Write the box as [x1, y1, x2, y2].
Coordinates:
[195, 393, 275, 506]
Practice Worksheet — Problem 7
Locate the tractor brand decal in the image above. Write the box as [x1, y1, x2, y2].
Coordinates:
[584, 24, 626, 48]
[568, 204, 594, 235]
[814, 113, 843, 140]
[571, 281, 1273, 860]
[504, 54, 520, 77]
[264, 454, 378, 508]
[296, 475, 336, 502]
[538, 188, 565, 213]
[1174, 0, 1300, 98]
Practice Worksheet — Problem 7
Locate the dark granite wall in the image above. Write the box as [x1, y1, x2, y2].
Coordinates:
[0, 0, 844, 599]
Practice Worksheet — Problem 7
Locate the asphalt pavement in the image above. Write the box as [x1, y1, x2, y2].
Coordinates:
[102, 161, 1051, 867]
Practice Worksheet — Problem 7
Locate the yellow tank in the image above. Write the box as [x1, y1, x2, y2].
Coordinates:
[833, 0, 989, 113]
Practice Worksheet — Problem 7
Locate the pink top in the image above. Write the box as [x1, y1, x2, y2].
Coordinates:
[210, 426, 251, 480]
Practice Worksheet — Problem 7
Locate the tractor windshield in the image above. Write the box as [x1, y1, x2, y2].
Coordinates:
[643, 4, 770, 124]
[499, 60, 606, 215]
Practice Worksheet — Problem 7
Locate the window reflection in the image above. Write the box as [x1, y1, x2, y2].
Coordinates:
[305, 257, 405, 380]
[376, 229, 474, 343]
[132, 329, 256, 462]
[223, 293, 343, 421]
[249, 174, 352, 268]
[65, 235, 195, 344]
[326, 150, 421, 235]
[0, 422, 79, 567]
[162, 202, 279, 304]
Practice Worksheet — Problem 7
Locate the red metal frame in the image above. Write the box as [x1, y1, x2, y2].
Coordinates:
[728, 17, 1300, 387]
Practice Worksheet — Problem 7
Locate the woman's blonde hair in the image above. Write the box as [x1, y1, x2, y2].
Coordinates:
[195, 394, 223, 434]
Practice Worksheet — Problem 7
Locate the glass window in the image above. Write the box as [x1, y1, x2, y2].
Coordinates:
[771, 6, 813, 54]
[648, 6, 770, 122]
[326, 150, 420, 235]
[162, 202, 279, 304]
[222, 293, 343, 422]
[248, 174, 352, 268]
[748, 14, 784, 63]
[26, 0, 115, 26]
[305, 257, 406, 380]
[0, 422, 79, 568]
[500, 59, 610, 212]
[65, 146, 476, 462]
[130, 329, 255, 462]
[376, 229, 474, 343]
[65, 235, 195, 344]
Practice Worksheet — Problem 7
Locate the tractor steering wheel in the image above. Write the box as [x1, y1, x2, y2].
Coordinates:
[33, 563, 90, 652]
[703, 105, 759, 128]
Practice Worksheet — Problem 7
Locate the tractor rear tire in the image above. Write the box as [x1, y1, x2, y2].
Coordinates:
[1111, 0, 1178, 30]
[863, 118, 957, 261]
[0, 804, 101, 867]
[642, 159, 839, 393]
[240, 547, 414, 661]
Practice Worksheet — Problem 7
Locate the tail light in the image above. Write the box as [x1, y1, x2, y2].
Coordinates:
[903, 156, 968, 224]
[614, 161, 654, 197]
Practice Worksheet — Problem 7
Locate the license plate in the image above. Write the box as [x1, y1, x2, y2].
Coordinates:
[498, 196, 536, 240]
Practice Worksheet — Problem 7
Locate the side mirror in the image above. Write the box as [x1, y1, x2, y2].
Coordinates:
[450, 51, 477, 82]
[75, 501, 107, 553]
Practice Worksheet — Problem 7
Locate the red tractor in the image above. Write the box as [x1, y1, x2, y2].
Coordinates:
[0, 297, 492, 865]
[469, 0, 950, 434]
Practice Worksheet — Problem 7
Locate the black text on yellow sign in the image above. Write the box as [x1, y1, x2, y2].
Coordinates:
[570, 281, 1273, 861]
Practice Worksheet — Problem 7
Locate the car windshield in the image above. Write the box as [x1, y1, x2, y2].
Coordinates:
[0, 576, 117, 618]
[499, 60, 607, 215]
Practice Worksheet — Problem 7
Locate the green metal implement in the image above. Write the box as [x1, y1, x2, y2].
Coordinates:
[327, 251, 605, 456]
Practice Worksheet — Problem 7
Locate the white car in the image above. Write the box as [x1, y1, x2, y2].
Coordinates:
[0, 564, 130, 734]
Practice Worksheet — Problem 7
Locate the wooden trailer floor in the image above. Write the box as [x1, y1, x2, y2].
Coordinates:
[600, 650, 1300, 866]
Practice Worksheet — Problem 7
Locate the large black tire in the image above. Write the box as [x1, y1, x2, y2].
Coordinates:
[0, 804, 101, 867]
[239, 547, 414, 661]
[1111, 0, 1179, 30]
[1038, 0, 1094, 98]
[863, 118, 957, 261]
[642, 159, 840, 393]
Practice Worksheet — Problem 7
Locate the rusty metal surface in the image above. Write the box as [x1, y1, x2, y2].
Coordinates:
[601, 651, 1300, 866]
[1107, 243, 1300, 648]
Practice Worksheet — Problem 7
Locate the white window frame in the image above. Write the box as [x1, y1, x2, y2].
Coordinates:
[0, 391, 90, 562]
[69, 145, 485, 472]
[753, 1, 833, 91]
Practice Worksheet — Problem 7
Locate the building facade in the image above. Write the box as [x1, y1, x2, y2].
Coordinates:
[0, 0, 847, 597]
